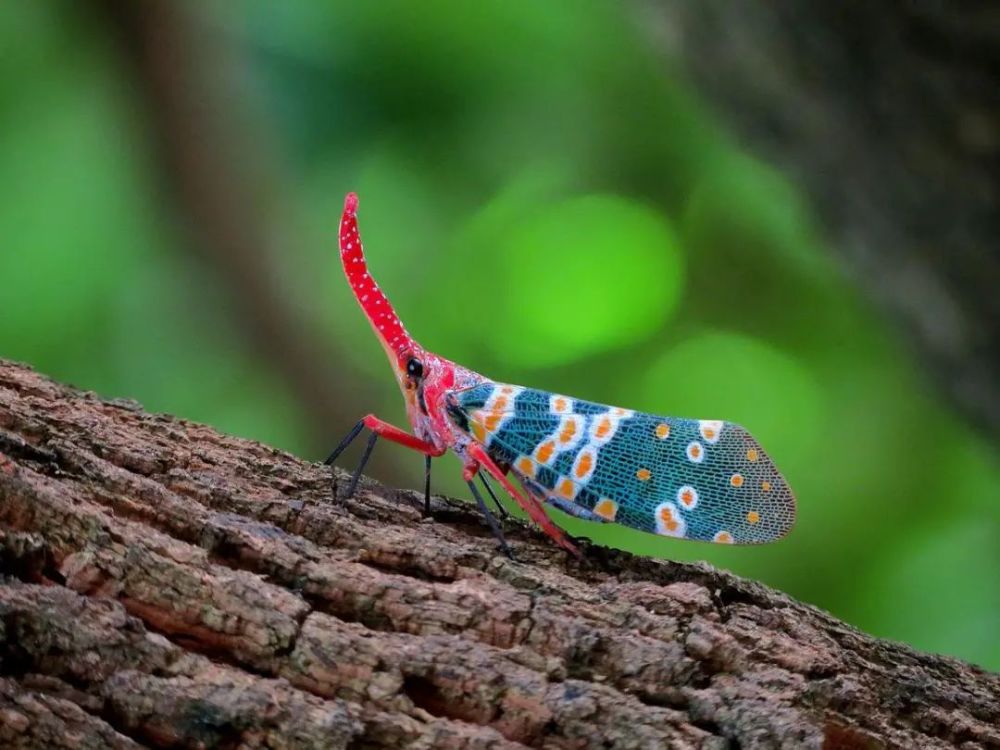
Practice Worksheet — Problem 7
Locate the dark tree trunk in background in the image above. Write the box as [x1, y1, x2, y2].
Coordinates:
[88, 0, 383, 459]
[1, 359, 997, 749]
[641, 1, 1000, 439]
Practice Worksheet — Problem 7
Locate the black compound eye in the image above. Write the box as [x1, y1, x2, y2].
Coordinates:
[406, 358, 423, 379]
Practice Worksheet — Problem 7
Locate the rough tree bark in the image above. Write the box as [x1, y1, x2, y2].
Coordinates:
[0, 359, 997, 750]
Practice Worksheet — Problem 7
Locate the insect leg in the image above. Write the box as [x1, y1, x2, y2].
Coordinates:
[478, 473, 510, 519]
[346, 431, 379, 498]
[325, 414, 445, 500]
[466, 443, 580, 558]
[424, 454, 432, 516]
[324, 419, 365, 465]
[327, 415, 444, 464]
[466, 479, 513, 559]
[361, 416, 445, 455]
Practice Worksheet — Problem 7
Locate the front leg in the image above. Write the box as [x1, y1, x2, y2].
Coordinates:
[324, 414, 445, 500]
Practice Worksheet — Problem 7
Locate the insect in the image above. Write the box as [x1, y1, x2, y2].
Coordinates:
[326, 193, 795, 557]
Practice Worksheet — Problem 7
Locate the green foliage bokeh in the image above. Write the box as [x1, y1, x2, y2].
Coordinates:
[0, 1, 996, 670]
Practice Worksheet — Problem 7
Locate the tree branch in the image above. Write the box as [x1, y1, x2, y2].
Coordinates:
[1, 359, 997, 749]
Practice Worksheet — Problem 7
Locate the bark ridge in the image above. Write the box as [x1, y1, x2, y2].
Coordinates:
[0, 359, 997, 749]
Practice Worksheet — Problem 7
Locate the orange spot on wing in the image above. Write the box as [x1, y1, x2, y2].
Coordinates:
[689, 444, 702, 459]
[730, 473, 744, 488]
[493, 396, 508, 412]
[484, 414, 502, 432]
[536, 441, 555, 464]
[557, 478, 576, 498]
[761, 480, 772, 492]
[516, 457, 536, 478]
[659, 506, 680, 531]
[680, 488, 695, 507]
[747, 510, 760, 524]
[575, 452, 593, 478]
[655, 423, 670, 439]
[715, 531, 733, 544]
[471, 422, 486, 443]
[636, 468, 652, 481]
[558, 419, 578, 444]
[594, 498, 617, 520]
[595, 417, 612, 438]
[747, 448, 759, 462]
[554, 397, 567, 412]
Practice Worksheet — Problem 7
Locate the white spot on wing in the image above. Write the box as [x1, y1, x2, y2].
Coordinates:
[686, 441, 705, 463]
[654, 502, 686, 537]
[699, 420, 724, 444]
[676, 485, 699, 510]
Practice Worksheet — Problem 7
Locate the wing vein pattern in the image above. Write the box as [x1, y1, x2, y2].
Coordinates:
[446, 382, 795, 544]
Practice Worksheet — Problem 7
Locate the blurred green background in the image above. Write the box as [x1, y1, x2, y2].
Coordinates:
[1, 2, 996, 670]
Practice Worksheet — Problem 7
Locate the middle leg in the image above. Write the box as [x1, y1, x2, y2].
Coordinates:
[466, 443, 580, 557]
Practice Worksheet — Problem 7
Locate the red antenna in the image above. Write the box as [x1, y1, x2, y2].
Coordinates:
[339, 193, 416, 358]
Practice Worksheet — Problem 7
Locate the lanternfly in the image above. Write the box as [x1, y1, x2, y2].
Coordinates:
[326, 193, 795, 557]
